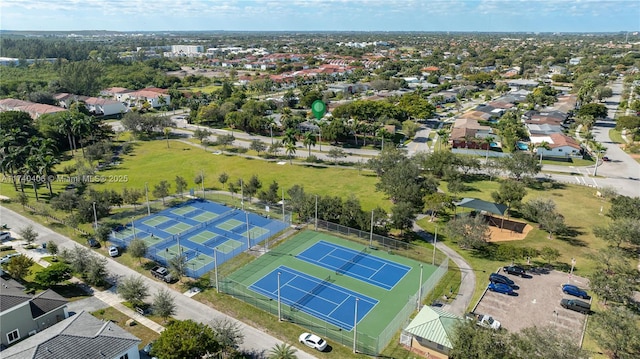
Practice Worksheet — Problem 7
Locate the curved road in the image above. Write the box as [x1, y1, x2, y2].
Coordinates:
[0, 206, 318, 359]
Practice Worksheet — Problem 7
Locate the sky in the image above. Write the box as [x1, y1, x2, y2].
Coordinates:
[1, 0, 639, 33]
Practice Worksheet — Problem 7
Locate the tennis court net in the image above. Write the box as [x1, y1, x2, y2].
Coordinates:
[291, 274, 333, 311]
[335, 247, 369, 275]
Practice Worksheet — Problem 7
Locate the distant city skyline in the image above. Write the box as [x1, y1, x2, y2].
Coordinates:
[1, 0, 639, 33]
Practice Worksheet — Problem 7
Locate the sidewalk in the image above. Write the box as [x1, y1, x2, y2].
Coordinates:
[12, 242, 165, 334]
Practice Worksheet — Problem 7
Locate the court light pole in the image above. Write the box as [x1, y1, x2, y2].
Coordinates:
[353, 297, 359, 354]
[200, 170, 205, 200]
[214, 247, 219, 293]
[145, 182, 151, 216]
[277, 271, 282, 322]
[315, 195, 318, 230]
[131, 217, 136, 240]
[417, 264, 423, 310]
[245, 212, 250, 250]
[432, 226, 438, 265]
[281, 188, 285, 222]
[240, 178, 244, 210]
[369, 210, 374, 248]
[569, 258, 576, 279]
[92, 201, 98, 232]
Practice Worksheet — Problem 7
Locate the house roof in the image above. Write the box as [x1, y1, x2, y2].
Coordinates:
[450, 127, 478, 141]
[0, 277, 30, 312]
[453, 118, 490, 130]
[29, 290, 67, 319]
[548, 133, 582, 150]
[404, 306, 463, 349]
[1, 311, 140, 359]
[455, 197, 508, 216]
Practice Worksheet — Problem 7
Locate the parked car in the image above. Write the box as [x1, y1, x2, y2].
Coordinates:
[143, 340, 155, 354]
[602, 156, 611, 162]
[562, 284, 590, 299]
[299, 333, 327, 351]
[0, 253, 21, 264]
[0, 231, 11, 241]
[503, 265, 526, 277]
[108, 246, 119, 257]
[489, 273, 517, 288]
[87, 238, 100, 248]
[488, 282, 516, 295]
[560, 298, 591, 314]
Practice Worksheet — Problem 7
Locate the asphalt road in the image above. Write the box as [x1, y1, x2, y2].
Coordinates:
[0, 206, 318, 359]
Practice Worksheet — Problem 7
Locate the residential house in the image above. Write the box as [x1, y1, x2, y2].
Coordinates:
[531, 133, 583, 158]
[0, 99, 66, 120]
[84, 97, 127, 117]
[450, 118, 495, 149]
[506, 79, 539, 90]
[120, 88, 170, 109]
[0, 277, 69, 349]
[100, 87, 132, 102]
[401, 306, 463, 359]
[0, 310, 141, 359]
[526, 123, 564, 136]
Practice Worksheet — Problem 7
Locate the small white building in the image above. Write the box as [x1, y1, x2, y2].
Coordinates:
[532, 133, 582, 158]
[120, 88, 170, 108]
[84, 97, 127, 116]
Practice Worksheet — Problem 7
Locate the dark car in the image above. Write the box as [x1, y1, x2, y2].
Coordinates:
[561, 298, 591, 314]
[87, 238, 100, 248]
[488, 282, 516, 295]
[489, 273, 516, 288]
[562, 284, 590, 299]
[503, 265, 526, 277]
[602, 156, 611, 162]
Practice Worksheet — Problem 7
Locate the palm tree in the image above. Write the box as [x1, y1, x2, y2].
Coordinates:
[267, 343, 298, 359]
[283, 128, 297, 147]
[483, 136, 495, 161]
[58, 113, 75, 154]
[592, 142, 607, 176]
[285, 141, 296, 164]
[302, 131, 316, 156]
[534, 141, 551, 165]
[436, 129, 449, 151]
[36, 139, 59, 197]
[163, 127, 171, 148]
[376, 127, 389, 151]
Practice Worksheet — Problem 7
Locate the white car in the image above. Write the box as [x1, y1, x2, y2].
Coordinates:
[0, 232, 11, 241]
[108, 246, 119, 257]
[0, 253, 21, 264]
[299, 333, 327, 351]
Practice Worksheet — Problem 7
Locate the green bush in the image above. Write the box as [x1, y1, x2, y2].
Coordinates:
[0, 245, 13, 251]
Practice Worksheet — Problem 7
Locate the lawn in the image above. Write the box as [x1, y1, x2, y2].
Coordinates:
[92, 307, 159, 349]
[190, 85, 222, 93]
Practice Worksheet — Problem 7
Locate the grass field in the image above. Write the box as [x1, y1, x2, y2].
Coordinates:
[92, 307, 159, 350]
[224, 230, 438, 354]
[190, 85, 222, 93]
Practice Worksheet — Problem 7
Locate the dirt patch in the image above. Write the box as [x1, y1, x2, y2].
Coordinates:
[487, 223, 533, 242]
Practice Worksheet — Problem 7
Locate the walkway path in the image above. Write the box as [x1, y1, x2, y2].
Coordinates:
[412, 215, 476, 316]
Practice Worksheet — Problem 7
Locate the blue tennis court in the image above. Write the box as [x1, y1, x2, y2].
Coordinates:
[296, 241, 411, 290]
[249, 266, 377, 331]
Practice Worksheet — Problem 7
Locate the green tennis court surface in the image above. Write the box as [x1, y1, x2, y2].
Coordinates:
[217, 219, 243, 231]
[217, 239, 243, 254]
[186, 252, 214, 271]
[192, 211, 218, 222]
[143, 215, 170, 227]
[172, 206, 197, 215]
[189, 230, 217, 244]
[164, 222, 192, 235]
[225, 230, 439, 353]
[248, 227, 269, 238]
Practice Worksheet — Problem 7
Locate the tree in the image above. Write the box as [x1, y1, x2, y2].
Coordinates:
[285, 141, 296, 164]
[19, 225, 38, 245]
[152, 288, 176, 323]
[402, 120, 419, 139]
[577, 103, 608, 119]
[34, 262, 72, 286]
[302, 131, 316, 156]
[589, 266, 636, 305]
[95, 224, 113, 245]
[589, 306, 640, 359]
[46, 240, 58, 257]
[424, 192, 454, 221]
[500, 152, 541, 181]
[268, 343, 298, 359]
[151, 320, 220, 359]
[122, 188, 143, 209]
[607, 195, 640, 220]
[163, 127, 171, 148]
[450, 321, 507, 359]
[491, 180, 527, 217]
[217, 133, 235, 149]
[390, 201, 416, 235]
[250, 139, 266, 155]
[445, 215, 490, 250]
[593, 217, 640, 248]
[153, 180, 171, 206]
[245, 174, 262, 201]
[117, 275, 149, 306]
[327, 147, 346, 164]
[16, 192, 29, 209]
[5, 255, 34, 279]
[211, 318, 244, 355]
[510, 326, 589, 359]
[539, 246, 560, 264]
[168, 253, 187, 282]
[218, 172, 229, 190]
[174, 176, 187, 198]
[84, 254, 109, 287]
[193, 128, 212, 147]
[128, 238, 148, 264]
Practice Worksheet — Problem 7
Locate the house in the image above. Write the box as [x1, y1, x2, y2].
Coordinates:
[0, 277, 69, 349]
[0, 99, 66, 120]
[531, 133, 583, 158]
[100, 87, 132, 102]
[401, 306, 463, 358]
[450, 118, 495, 149]
[526, 123, 564, 135]
[83, 97, 128, 117]
[506, 79, 539, 90]
[0, 310, 141, 359]
[120, 88, 170, 109]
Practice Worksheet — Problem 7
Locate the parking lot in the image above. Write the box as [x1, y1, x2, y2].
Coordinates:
[473, 268, 590, 346]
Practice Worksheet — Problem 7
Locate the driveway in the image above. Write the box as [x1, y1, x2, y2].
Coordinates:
[0, 206, 318, 359]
